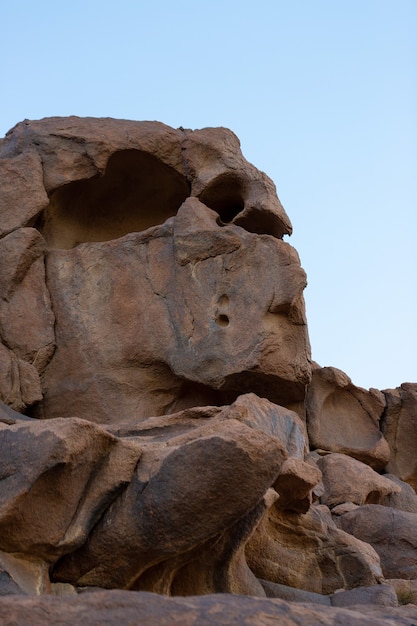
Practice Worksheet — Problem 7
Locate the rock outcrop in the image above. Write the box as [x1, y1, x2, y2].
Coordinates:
[0, 117, 416, 624]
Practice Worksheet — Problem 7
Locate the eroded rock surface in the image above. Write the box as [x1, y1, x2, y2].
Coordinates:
[306, 366, 390, 470]
[382, 383, 417, 490]
[0, 117, 416, 624]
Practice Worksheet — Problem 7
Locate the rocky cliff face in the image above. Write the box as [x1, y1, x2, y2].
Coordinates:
[0, 118, 416, 625]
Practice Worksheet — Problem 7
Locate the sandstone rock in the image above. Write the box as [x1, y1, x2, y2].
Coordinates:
[336, 504, 417, 579]
[0, 117, 312, 421]
[37, 207, 310, 423]
[245, 503, 383, 594]
[331, 502, 360, 515]
[0, 343, 42, 411]
[259, 579, 331, 604]
[0, 147, 49, 237]
[274, 457, 322, 513]
[0, 551, 50, 596]
[0, 417, 141, 561]
[381, 384, 417, 490]
[52, 415, 287, 591]
[0, 228, 55, 373]
[306, 366, 390, 470]
[1, 116, 416, 617]
[386, 579, 417, 605]
[1, 590, 416, 626]
[222, 393, 308, 459]
[0, 570, 22, 596]
[317, 452, 400, 508]
[381, 475, 417, 513]
[330, 584, 398, 608]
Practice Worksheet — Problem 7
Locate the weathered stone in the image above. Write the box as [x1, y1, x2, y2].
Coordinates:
[381, 475, 417, 513]
[330, 584, 398, 608]
[52, 416, 287, 591]
[336, 504, 417, 580]
[386, 579, 417, 605]
[0, 344, 42, 411]
[0, 551, 50, 596]
[0, 117, 311, 422]
[306, 366, 390, 470]
[37, 212, 310, 423]
[1, 590, 416, 626]
[0, 116, 416, 617]
[274, 457, 322, 513]
[382, 384, 417, 490]
[317, 452, 400, 508]
[0, 148, 49, 237]
[245, 503, 383, 594]
[0, 417, 141, 561]
[222, 393, 308, 459]
[0, 228, 55, 373]
[259, 579, 331, 604]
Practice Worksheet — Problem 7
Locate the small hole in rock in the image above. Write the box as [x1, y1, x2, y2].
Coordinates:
[218, 294, 229, 307]
[216, 314, 230, 327]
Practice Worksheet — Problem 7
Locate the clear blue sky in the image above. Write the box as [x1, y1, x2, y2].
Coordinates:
[1, 0, 416, 390]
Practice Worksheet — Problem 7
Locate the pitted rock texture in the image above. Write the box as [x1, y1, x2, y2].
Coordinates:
[0, 117, 416, 623]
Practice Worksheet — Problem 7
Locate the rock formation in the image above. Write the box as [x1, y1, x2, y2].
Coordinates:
[0, 117, 416, 624]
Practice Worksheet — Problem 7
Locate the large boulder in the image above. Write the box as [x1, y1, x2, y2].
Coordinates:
[317, 452, 400, 508]
[381, 384, 417, 490]
[0, 117, 312, 422]
[245, 503, 383, 594]
[0, 416, 141, 561]
[336, 504, 417, 580]
[306, 366, 390, 470]
[380, 475, 417, 513]
[51, 396, 292, 593]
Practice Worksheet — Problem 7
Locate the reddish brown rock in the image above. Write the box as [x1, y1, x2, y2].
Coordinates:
[37, 202, 309, 423]
[330, 584, 398, 608]
[0, 147, 49, 237]
[386, 579, 417, 605]
[245, 503, 383, 594]
[221, 393, 308, 459]
[0, 228, 55, 372]
[1, 117, 416, 615]
[317, 452, 400, 508]
[381, 383, 417, 490]
[274, 457, 322, 513]
[306, 366, 390, 470]
[0, 417, 141, 561]
[0, 117, 311, 422]
[0, 344, 42, 411]
[381, 475, 417, 513]
[52, 414, 287, 591]
[0, 551, 50, 596]
[336, 504, 417, 580]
